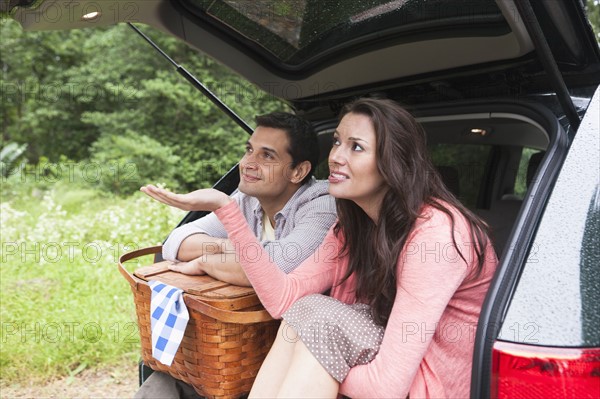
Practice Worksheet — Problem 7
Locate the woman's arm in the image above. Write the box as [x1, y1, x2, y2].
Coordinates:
[141, 185, 339, 296]
[215, 200, 340, 318]
[339, 211, 480, 398]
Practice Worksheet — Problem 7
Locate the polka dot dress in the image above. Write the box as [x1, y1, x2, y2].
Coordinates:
[282, 294, 385, 382]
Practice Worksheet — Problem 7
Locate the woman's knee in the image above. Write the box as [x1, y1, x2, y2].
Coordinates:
[277, 319, 300, 343]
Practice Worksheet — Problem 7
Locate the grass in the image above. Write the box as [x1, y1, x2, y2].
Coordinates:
[0, 178, 185, 384]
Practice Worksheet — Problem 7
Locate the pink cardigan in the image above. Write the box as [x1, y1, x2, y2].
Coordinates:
[215, 200, 497, 398]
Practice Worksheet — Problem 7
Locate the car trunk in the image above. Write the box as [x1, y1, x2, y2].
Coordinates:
[3, 0, 599, 397]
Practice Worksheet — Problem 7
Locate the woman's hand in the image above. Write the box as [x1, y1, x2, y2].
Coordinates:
[140, 184, 233, 212]
[168, 259, 206, 275]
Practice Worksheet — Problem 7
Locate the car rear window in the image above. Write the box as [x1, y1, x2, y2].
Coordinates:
[181, 0, 509, 66]
[429, 143, 491, 208]
[513, 148, 544, 199]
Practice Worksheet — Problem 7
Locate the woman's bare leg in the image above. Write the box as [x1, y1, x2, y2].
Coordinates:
[249, 321, 298, 398]
[276, 338, 339, 399]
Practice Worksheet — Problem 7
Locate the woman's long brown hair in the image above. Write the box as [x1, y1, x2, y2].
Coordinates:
[334, 98, 490, 326]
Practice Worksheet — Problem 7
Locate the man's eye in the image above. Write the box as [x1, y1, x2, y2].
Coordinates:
[245, 147, 253, 153]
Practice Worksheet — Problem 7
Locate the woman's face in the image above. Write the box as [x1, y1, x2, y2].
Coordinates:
[328, 112, 388, 218]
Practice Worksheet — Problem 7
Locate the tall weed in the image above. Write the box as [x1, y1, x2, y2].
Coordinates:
[1, 183, 184, 383]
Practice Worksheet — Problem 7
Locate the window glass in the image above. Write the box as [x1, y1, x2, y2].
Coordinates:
[513, 148, 543, 199]
[429, 144, 491, 208]
[183, 0, 508, 64]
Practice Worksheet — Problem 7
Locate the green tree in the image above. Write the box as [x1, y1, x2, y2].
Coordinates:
[1, 21, 99, 160]
[89, 131, 181, 195]
[1, 19, 287, 192]
[587, 0, 600, 42]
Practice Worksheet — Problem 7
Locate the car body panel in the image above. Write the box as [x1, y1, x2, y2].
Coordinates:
[470, 85, 600, 397]
[499, 85, 600, 347]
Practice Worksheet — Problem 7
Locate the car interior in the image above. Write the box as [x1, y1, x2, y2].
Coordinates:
[311, 104, 550, 259]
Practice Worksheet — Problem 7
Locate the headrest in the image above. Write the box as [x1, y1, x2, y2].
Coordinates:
[526, 151, 545, 188]
[436, 165, 460, 197]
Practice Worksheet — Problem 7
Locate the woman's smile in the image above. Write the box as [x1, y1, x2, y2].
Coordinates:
[328, 171, 349, 183]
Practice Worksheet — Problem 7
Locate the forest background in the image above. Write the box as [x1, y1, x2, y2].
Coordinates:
[0, 9, 288, 392]
[1, 0, 599, 394]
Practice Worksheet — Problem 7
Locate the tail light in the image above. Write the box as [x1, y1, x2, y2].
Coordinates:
[492, 340, 600, 398]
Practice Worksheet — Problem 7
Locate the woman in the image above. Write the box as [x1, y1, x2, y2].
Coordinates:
[141, 98, 498, 398]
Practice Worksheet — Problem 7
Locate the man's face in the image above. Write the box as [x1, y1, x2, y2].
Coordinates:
[238, 126, 298, 202]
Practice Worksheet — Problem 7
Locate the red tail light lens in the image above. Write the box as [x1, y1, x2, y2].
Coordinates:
[492, 341, 600, 398]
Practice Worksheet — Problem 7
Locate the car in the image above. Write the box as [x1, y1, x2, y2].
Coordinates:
[4, 0, 599, 397]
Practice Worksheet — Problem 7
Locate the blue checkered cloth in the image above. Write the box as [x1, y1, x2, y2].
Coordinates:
[149, 281, 189, 366]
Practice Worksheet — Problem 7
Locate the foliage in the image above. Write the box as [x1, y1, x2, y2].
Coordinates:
[0, 181, 185, 383]
[514, 148, 538, 198]
[0, 142, 27, 177]
[3, 14, 269, 379]
[1, 19, 288, 192]
[0, 14, 286, 384]
[587, 0, 600, 42]
[89, 132, 181, 196]
[1, 21, 99, 161]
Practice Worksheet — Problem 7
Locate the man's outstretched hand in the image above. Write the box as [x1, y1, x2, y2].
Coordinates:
[140, 185, 233, 212]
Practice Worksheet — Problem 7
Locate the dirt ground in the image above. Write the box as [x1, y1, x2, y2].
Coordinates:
[0, 364, 139, 399]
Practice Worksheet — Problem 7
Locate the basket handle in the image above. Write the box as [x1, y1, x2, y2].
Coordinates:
[184, 296, 275, 324]
[117, 245, 163, 287]
[118, 246, 276, 324]
[119, 245, 163, 263]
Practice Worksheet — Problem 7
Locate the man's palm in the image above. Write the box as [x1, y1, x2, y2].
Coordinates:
[140, 185, 231, 212]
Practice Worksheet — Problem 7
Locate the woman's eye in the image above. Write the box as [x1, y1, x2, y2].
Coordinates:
[332, 137, 340, 146]
[245, 147, 253, 154]
[352, 143, 364, 151]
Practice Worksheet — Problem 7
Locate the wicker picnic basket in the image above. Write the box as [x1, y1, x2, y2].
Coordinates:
[118, 246, 281, 399]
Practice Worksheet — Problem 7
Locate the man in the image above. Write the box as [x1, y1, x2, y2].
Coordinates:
[135, 112, 337, 398]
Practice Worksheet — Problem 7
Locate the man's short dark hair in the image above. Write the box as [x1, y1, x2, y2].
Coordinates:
[255, 112, 319, 184]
